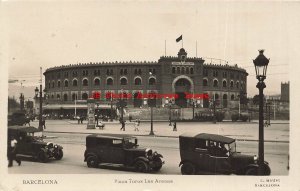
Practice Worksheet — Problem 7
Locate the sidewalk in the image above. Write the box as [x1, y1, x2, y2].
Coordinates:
[32, 120, 289, 142]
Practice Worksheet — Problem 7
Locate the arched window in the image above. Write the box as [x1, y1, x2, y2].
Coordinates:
[177, 67, 180, 74]
[231, 94, 235, 100]
[64, 80, 69, 87]
[107, 78, 113, 85]
[52, 82, 55, 88]
[134, 77, 142, 85]
[236, 82, 240, 89]
[213, 79, 218, 87]
[94, 78, 100, 86]
[214, 94, 219, 100]
[63, 94, 68, 101]
[186, 67, 190, 74]
[82, 93, 88, 100]
[203, 79, 208, 86]
[172, 67, 176, 74]
[120, 77, 127, 85]
[149, 77, 156, 85]
[57, 81, 61, 88]
[51, 94, 54, 99]
[57, 94, 60, 100]
[223, 80, 227, 87]
[72, 93, 77, 101]
[190, 67, 194, 74]
[72, 79, 78, 87]
[223, 94, 228, 108]
[230, 81, 234, 88]
[181, 67, 185, 74]
[83, 79, 88, 86]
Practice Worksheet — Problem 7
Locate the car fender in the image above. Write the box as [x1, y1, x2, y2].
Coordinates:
[155, 153, 163, 158]
[179, 160, 190, 167]
[244, 164, 259, 173]
[84, 153, 98, 162]
[40, 147, 48, 153]
[133, 156, 149, 164]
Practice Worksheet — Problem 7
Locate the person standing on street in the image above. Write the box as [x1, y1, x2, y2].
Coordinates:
[42, 115, 46, 129]
[134, 118, 139, 131]
[120, 119, 126, 131]
[173, 121, 177, 131]
[8, 136, 21, 167]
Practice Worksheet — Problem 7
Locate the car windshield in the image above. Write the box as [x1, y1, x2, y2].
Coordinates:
[123, 137, 137, 148]
[26, 132, 43, 140]
[228, 142, 236, 154]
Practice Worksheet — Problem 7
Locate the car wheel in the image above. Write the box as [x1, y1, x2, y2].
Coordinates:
[245, 167, 258, 175]
[152, 157, 163, 172]
[134, 160, 149, 173]
[86, 156, 98, 168]
[181, 162, 196, 175]
[54, 149, 63, 160]
[37, 151, 48, 163]
[263, 163, 271, 175]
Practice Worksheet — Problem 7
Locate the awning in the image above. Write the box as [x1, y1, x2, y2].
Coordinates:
[43, 104, 114, 110]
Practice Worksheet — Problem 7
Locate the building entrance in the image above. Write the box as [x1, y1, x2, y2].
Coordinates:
[174, 78, 191, 107]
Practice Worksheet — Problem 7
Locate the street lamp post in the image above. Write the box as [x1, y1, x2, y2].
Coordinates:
[148, 93, 156, 136]
[110, 94, 113, 122]
[253, 49, 269, 175]
[192, 99, 195, 120]
[35, 86, 43, 131]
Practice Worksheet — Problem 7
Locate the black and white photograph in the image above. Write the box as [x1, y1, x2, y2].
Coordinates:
[0, 1, 299, 191]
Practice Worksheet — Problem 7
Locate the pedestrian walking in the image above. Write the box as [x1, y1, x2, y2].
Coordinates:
[173, 121, 177, 131]
[80, 115, 84, 124]
[95, 114, 99, 126]
[120, 119, 126, 131]
[8, 136, 21, 167]
[42, 115, 46, 129]
[134, 118, 139, 131]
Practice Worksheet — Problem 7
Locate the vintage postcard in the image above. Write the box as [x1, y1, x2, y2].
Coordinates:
[0, 1, 299, 191]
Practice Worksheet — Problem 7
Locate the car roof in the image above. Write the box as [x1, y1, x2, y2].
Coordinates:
[179, 133, 235, 144]
[87, 133, 135, 140]
[8, 126, 41, 133]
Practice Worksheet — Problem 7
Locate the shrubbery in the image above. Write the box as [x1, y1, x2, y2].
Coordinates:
[215, 111, 225, 122]
[231, 113, 249, 122]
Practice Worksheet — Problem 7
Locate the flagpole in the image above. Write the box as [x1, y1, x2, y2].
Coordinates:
[182, 37, 183, 48]
[196, 41, 198, 57]
[165, 40, 166, 56]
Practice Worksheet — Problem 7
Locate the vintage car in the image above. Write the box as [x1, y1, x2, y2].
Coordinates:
[179, 133, 271, 175]
[8, 126, 63, 162]
[84, 134, 164, 173]
[8, 111, 26, 126]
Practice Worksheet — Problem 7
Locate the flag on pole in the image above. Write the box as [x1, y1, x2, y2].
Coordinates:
[176, 35, 182, 42]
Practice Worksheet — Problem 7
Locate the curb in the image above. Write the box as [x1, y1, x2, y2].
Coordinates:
[43, 130, 289, 143]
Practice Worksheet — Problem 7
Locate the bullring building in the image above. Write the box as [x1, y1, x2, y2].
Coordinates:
[43, 48, 248, 113]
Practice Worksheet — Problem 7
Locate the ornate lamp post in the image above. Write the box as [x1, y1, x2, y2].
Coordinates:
[148, 92, 156, 136]
[165, 97, 172, 126]
[253, 49, 269, 175]
[35, 86, 43, 131]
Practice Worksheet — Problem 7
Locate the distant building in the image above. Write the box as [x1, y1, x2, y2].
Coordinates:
[281, 82, 289, 102]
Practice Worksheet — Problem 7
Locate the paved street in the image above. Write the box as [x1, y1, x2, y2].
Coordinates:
[8, 120, 289, 175]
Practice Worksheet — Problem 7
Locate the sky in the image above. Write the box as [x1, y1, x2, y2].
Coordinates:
[2, 1, 298, 100]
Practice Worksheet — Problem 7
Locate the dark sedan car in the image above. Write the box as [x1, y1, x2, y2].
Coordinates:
[84, 134, 164, 173]
[8, 126, 63, 162]
[179, 132, 271, 175]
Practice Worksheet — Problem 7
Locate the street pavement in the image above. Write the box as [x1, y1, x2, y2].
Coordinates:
[30, 119, 289, 142]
